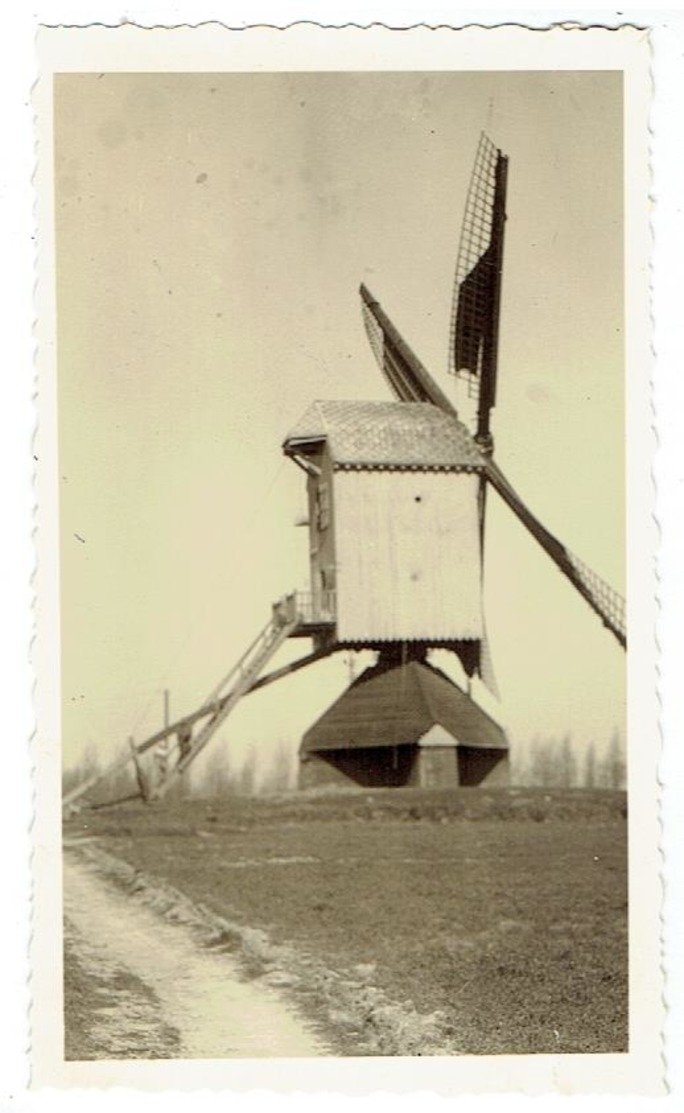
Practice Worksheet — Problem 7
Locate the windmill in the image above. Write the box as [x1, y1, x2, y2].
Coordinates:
[64, 134, 625, 808]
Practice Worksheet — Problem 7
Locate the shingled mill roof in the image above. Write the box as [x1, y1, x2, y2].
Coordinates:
[284, 400, 485, 471]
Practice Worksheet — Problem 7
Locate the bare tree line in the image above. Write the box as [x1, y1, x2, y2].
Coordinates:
[513, 732, 626, 790]
[62, 736, 297, 803]
[63, 730, 626, 802]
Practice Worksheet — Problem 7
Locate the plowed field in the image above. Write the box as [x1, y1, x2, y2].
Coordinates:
[63, 787, 628, 1057]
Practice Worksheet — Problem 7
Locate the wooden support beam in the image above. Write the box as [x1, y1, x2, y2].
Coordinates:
[150, 619, 300, 798]
[288, 452, 322, 477]
[62, 746, 136, 807]
[132, 702, 219, 756]
[128, 735, 149, 802]
[63, 640, 339, 809]
[136, 644, 338, 755]
[63, 702, 221, 807]
[245, 644, 337, 694]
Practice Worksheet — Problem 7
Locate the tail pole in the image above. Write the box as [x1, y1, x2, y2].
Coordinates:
[150, 608, 299, 798]
[63, 603, 306, 808]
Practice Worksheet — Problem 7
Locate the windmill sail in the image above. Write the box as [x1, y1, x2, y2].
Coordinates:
[449, 133, 508, 447]
[485, 458, 626, 647]
[454, 245, 496, 373]
[359, 138, 624, 651]
[358, 290, 626, 649]
[360, 284, 456, 413]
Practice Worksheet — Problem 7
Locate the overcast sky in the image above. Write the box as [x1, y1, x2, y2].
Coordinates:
[54, 70, 625, 777]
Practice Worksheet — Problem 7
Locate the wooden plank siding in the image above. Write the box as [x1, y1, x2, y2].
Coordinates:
[334, 470, 483, 642]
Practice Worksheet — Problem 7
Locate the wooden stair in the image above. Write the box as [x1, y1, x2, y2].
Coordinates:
[148, 609, 299, 799]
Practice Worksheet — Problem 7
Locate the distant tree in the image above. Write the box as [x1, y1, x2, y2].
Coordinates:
[529, 737, 556, 787]
[584, 742, 597, 789]
[192, 741, 236, 797]
[522, 734, 580, 788]
[509, 747, 530, 788]
[237, 746, 258, 795]
[558, 734, 578, 788]
[106, 750, 138, 801]
[606, 729, 627, 789]
[260, 738, 296, 794]
[62, 741, 101, 795]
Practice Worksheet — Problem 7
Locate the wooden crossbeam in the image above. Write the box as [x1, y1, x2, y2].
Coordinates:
[63, 642, 338, 808]
[150, 617, 300, 798]
[246, 644, 336, 693]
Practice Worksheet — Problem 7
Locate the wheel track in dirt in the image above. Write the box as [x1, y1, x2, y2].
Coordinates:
[63, 838, 456, 1057]
[63, 846, 329, 1058]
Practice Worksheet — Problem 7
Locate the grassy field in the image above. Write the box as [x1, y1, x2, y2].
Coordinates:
[64, 786, 628, 1056]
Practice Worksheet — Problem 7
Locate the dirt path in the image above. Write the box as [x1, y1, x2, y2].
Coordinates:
[63, 851, 328, 1058]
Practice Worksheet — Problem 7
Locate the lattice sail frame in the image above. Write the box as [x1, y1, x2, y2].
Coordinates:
[568, 551, 626, 646]
[483, 458, 626, 647]
[448, 133, 503, 408]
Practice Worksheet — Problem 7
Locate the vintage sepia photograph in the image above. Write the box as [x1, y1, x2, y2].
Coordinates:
[30, 22, 658, 1095]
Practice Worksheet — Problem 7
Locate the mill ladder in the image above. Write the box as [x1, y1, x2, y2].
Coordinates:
[148, 608, 300, 799]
